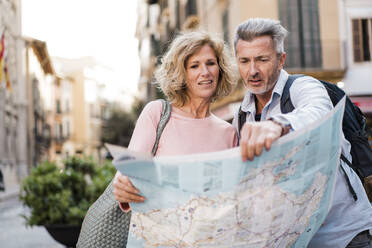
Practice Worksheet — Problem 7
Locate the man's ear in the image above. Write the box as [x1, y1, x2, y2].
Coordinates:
[279, 52, 286, 69]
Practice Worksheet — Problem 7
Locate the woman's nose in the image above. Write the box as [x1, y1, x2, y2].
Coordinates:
[201, 64, 210, 75]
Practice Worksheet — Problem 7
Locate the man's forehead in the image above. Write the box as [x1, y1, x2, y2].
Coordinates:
[236, 36, 274, 48]
[236, 37, 275, 56]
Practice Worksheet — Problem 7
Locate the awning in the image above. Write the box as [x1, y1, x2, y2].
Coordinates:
[24, 37, 55, 75]
[343, 65, 372, 96]
[350, 96, 372, 115]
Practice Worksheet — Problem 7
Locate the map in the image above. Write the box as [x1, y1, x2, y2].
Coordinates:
[109, 97, 345, 248]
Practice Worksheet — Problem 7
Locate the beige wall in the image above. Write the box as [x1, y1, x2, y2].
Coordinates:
[237, 0, 278, 19]
[319, 0, 342, 69]
[229, 0, 279, 46]
[198, 0, 279, 46]
[198, 0, 225, 37]
[71, 72, 87, 148]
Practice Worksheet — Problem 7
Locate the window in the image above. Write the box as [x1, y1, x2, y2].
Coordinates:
[352, 19, 372, 62]
[55, 123, 63, 139]
[222, 8, 229, 44]
[65, 99, 70, 113]
[186, 0, 197, 17]
[279, 0, 322, 68]
[56, 100, 61, 114]
[66, 121, 70, 137]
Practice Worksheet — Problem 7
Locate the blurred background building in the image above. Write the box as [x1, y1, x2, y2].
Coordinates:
[0, 0, 29, 198]
[1, 0, 371, 200]
[24, 38, 54, 170]
[52, 57, 107, 164]
[0, 0, 107, 199]
[136, 0, 372, 123]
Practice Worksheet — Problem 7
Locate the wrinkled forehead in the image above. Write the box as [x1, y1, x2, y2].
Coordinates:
[185, 43, 217, 65]
[235, 36, 276, 57]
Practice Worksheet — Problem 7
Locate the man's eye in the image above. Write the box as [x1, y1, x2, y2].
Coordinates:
[260, 58, 269, 62]
[239, 59, 248, 64]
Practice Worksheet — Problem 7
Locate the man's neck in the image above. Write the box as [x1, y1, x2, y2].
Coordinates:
[254, 94, 271, 114]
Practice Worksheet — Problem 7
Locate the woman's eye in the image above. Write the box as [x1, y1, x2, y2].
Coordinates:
[190, 65, 198, 68]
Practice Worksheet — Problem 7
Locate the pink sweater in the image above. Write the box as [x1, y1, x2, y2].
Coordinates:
[120, 100, 238, 211]
[128, 100, 238, 155]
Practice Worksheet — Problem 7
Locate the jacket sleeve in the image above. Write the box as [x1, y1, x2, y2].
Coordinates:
[270, 76, 333, 131]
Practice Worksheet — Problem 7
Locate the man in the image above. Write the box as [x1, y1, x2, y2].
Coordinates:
[233, 18, 372, 247]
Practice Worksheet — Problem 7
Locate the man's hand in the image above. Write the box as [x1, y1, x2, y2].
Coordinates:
[240, 120, 283, 162]
[113, 171, 145, 204]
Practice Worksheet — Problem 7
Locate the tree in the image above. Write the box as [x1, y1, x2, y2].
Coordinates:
[101, 98, 145, 147]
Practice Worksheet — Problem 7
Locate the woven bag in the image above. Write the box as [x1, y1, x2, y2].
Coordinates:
[77, 99, 171, 248]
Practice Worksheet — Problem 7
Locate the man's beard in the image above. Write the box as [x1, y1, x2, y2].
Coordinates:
[246, 67, 281, 96]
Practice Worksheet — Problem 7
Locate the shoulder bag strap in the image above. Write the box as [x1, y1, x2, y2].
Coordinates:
[151, 99, 171, 156]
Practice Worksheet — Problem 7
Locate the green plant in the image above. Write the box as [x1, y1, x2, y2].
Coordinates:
[19, 156, 116, 226]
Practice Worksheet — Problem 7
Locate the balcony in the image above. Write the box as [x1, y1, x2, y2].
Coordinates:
[52, 134, 69, 144]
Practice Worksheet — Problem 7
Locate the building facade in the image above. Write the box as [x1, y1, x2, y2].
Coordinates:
[340, 0, 372, 121]
[0, 0, 31, 197]
[52, 57, 105, 162]
[136, 0, 372, 122]
[24, 38, 54, 167]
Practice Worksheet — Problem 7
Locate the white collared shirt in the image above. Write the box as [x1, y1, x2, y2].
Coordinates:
[233, 69, 372, 247]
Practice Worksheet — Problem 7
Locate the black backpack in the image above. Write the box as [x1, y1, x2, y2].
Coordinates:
[0, 169, 4, 191]
[237, 74, 372, 200]
[281, 74, 372, 181]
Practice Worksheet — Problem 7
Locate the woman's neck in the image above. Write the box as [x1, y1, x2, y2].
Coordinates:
[174, 99, 211, 119]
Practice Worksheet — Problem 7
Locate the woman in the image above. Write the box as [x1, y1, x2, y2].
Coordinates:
[113, 31, 238, 245]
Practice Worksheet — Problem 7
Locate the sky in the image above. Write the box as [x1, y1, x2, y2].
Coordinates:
[21, 0, 140, 103]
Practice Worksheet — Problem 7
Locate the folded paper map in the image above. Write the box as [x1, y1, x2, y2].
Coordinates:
[106, 97, 345, 248]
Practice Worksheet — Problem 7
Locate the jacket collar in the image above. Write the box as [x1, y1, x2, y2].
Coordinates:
[240, 69, 289, 113]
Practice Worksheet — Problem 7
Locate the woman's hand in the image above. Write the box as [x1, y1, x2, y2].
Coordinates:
[112, 171, 145, 203]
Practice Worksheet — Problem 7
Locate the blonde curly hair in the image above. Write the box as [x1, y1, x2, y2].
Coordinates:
[155, 31, 237, 106]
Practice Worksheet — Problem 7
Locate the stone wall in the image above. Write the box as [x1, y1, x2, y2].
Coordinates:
[0, 0, 28, 200]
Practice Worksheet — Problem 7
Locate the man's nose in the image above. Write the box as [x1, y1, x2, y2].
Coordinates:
[249, 62, 258, 76]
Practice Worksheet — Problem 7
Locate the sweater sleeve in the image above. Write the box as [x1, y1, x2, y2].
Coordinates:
[119, 101, 162, 213]
[128, 100, 162, 154]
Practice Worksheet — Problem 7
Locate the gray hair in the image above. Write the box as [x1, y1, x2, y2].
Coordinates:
[234, 18, 288, 54]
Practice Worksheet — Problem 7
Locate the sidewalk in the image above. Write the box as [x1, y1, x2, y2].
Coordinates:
[0, 184, 19, 203]
[0, 197, 64, 248]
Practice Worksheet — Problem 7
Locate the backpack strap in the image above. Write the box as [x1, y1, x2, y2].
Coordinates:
[340, 154, 358, 200]
[280, 74, 359, 201]
[151, 99, 171, 156]
[240, 74, 303, 135]
[237, 105, 246, 139]
[239, 74, 302, 137]
[280, 74, 304, 114]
